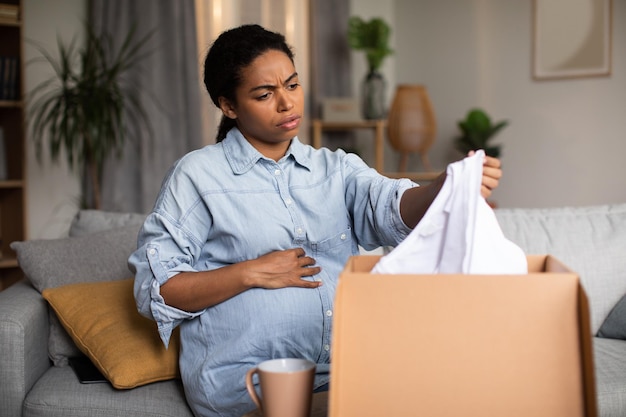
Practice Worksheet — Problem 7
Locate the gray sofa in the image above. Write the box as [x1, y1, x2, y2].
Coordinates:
[1, 205, 626, 417]
[1, 210, 194, 417]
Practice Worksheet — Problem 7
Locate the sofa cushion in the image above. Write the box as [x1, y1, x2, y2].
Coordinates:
[598, 294, 626, 340]
[592, 337, 626, 417]
[10, 226, 140, 366]
[42, 278, 180, 389]
[69, 209, 146, 237]
[495, 204, 626, 335]
[24, 366, 193, 417]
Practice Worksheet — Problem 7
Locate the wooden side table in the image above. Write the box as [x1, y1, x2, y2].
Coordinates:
[384, 171, 442, 182]
[312, 119, 386, 172]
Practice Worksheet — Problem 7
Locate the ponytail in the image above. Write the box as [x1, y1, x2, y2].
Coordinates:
[216, 116, 237, 143]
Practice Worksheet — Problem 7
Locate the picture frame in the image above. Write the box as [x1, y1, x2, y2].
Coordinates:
[532, 0, 612, 80]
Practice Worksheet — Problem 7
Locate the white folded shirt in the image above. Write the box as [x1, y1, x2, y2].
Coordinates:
[372, 150, 527, 275]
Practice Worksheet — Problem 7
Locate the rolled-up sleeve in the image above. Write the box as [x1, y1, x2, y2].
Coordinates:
[129, 213, 206, 348]
[343, 153, 416, 249]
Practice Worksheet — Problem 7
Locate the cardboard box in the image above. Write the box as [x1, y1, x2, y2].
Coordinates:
[329, 255, 597, 417]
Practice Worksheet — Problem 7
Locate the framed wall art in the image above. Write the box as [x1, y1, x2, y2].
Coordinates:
[532, 0, 612, 80]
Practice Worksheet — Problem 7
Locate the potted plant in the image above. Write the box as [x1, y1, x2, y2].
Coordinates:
[28, 25, 152, 209]
[347, 16, 393, 119]
[454, 108, 508, 158]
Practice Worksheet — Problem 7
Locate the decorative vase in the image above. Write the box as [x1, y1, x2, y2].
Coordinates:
[387, 84, 437, 172]
[361, 70, 386, 120]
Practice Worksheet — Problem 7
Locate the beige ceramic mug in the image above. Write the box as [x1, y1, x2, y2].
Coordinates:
[245, 358, 316, 417]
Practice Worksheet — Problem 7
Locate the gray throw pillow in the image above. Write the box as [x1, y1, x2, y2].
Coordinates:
[69, 209, 146, 237]
[598, 294, 626, 340]
[10, 226, 141, 366]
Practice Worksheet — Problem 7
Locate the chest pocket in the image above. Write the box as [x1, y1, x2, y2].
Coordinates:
[308, 227, 354, 255]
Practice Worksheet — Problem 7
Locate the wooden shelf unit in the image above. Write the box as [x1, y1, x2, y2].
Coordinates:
[0, 0, 26, 291]
[312, 119, 387, 172]
[311, 119, 442, 182]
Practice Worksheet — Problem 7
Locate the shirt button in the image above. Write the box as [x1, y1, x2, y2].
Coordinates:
[326, 310, 333, 317]
[296, 228, 303, 235]
[274, 169, 281, 176]
[340, 233, 347, 240]
[285, 198, 292, 205]
[324, 344, 330, 351]
[148, 248, 156, 256]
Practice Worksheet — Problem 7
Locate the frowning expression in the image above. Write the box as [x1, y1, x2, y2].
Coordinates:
[219, 49, 304, 156]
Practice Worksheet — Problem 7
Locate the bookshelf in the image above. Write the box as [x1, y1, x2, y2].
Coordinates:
[0, 0, 26, 291]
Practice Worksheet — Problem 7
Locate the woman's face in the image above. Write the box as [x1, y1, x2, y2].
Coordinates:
[220, 49, 304, 157]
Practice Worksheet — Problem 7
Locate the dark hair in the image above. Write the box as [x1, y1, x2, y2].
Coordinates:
[203, 24, 295, 142]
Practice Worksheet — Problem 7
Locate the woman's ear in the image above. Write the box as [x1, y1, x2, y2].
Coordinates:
[218, 97, 237, 119]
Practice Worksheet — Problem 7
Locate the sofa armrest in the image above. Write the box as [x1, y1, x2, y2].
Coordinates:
[0, 280, 51, 417]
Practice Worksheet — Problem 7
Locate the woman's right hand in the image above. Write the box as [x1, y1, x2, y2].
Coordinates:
[245, 248, 322, 289]
[161, 248, 321, 312]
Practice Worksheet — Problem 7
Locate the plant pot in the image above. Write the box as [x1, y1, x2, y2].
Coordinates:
[361, 70, 386, 120]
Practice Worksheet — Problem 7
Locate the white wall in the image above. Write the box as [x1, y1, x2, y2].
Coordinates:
[23, 0, 85, 239]
[390, 0, 626, 208]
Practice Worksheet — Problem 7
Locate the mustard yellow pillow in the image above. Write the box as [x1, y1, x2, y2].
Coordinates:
[42, 278, 180, 389]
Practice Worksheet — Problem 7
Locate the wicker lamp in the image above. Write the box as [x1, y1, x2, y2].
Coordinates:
[387, 84, 437, 172]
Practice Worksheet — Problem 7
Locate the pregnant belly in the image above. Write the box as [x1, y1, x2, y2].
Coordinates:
[202, 286, 326, 358]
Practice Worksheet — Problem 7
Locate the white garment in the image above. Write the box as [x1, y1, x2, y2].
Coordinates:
[372, 150, 527, 275]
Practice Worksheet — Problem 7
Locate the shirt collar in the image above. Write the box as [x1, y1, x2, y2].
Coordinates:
[223, 127, 312, 174]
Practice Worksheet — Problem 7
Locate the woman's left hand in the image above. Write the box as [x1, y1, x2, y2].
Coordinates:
[480, 155, 502, 199]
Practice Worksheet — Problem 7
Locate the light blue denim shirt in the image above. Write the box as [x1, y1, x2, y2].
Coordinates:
[129, 128, 415, 417]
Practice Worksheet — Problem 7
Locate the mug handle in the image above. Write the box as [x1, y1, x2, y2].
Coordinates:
[245, 367, 263, 412]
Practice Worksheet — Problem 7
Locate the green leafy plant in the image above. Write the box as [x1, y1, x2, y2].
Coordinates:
[28, 25, 153, 209]
[454, 108, 508, 158]
[347, 16, 393, 72]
